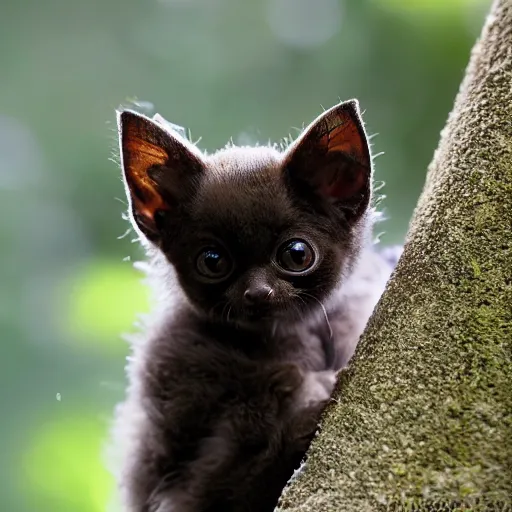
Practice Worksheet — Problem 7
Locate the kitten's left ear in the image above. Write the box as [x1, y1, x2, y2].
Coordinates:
[117, 109, 204, 241]
[283, 100, 372, 221]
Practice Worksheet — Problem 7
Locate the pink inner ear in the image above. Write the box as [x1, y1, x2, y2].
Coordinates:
[319, 160, 367, 201]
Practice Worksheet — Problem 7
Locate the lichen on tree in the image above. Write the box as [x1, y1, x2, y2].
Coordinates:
[276, 0, 512, 510]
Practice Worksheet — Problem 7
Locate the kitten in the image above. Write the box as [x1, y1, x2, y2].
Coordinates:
[110, 100, 399, 512]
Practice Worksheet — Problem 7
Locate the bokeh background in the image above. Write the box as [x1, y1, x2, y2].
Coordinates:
[0, 0, 490, 510]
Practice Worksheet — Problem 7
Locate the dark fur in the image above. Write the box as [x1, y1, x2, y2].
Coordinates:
[110, 101, 399, 512]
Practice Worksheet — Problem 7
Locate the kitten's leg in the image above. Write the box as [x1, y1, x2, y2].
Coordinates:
[120, 384, 223, 512]
[240, 369, 339, 511]
[151, 364, 307, 512]
[142, 368, 337, 512]
[292, 369, 337, 411]
[285, 369, 338, 455]
[152, 419, 237, 512]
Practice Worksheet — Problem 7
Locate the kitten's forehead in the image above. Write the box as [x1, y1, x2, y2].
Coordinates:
[206, 145, 282, 175]
[192, 145, 293, 238]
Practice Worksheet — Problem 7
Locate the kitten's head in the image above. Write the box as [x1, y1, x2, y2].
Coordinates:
[117, 101, 373, 328]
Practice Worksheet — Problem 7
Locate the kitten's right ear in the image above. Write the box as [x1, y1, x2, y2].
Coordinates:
[117, 110, 204, 241]
[283, 100, 372, 222]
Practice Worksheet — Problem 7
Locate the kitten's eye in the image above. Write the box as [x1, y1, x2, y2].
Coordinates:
[277, 240, 315, 273]
[196, 248, 232, 280]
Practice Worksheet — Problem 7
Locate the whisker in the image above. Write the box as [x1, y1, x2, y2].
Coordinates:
[294, 293, 308, 312]
[206, 300, 234, 324]
[299, 292, 333, 341]
[220, 301, 229, 322]
[291, 301, 304, 324]
[208, 300, 224, 319]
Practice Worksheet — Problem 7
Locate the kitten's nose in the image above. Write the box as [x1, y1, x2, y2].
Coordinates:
[243, 284, 273, 306]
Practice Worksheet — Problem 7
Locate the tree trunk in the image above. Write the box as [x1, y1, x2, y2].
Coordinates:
[277, 0, 512, 510]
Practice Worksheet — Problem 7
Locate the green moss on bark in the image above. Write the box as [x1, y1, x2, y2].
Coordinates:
[276, 0, 512, 510]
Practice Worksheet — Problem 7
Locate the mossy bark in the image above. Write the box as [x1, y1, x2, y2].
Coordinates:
[276, 0, 512, 510]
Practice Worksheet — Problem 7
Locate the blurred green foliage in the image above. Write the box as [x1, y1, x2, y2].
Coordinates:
[23, 413, 113, 512]
[0, 0, 489, 509]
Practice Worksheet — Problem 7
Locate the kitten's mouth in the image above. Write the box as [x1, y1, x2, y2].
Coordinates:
[241, 306, 273, 322]
[235, 303, 294, 326]
[211, 301, 306, 327]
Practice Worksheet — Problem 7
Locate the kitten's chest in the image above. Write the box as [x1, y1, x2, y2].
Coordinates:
[268, 319, 331, 371]
[196, 322, 329, 396]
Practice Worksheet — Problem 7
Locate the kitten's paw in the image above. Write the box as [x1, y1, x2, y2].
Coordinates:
[294, 370, 337, 410]
[268, 363, 303, 398]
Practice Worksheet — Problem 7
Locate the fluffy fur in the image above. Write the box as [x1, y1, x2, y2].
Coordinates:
[109, 100, 400, 512]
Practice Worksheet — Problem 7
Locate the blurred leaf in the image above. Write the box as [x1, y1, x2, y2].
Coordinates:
[371, 0, 489, 16]
[22, 414, 114, 512]
[60, 259, 150, 356]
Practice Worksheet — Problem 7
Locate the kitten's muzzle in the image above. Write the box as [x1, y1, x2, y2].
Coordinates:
[240, 286, 276, 323]
[243, 284, 274, 306]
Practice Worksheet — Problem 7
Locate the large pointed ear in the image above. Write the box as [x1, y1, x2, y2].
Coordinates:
[117, 110, 204, 241]
[283, 100, 372, 221]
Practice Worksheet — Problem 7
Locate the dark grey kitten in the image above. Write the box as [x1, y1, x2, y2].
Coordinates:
[110, 100, 399, 512]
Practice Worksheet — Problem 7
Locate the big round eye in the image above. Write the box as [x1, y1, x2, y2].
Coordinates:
[196, 248, 232, 279]
[277, 240, 315, 273]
